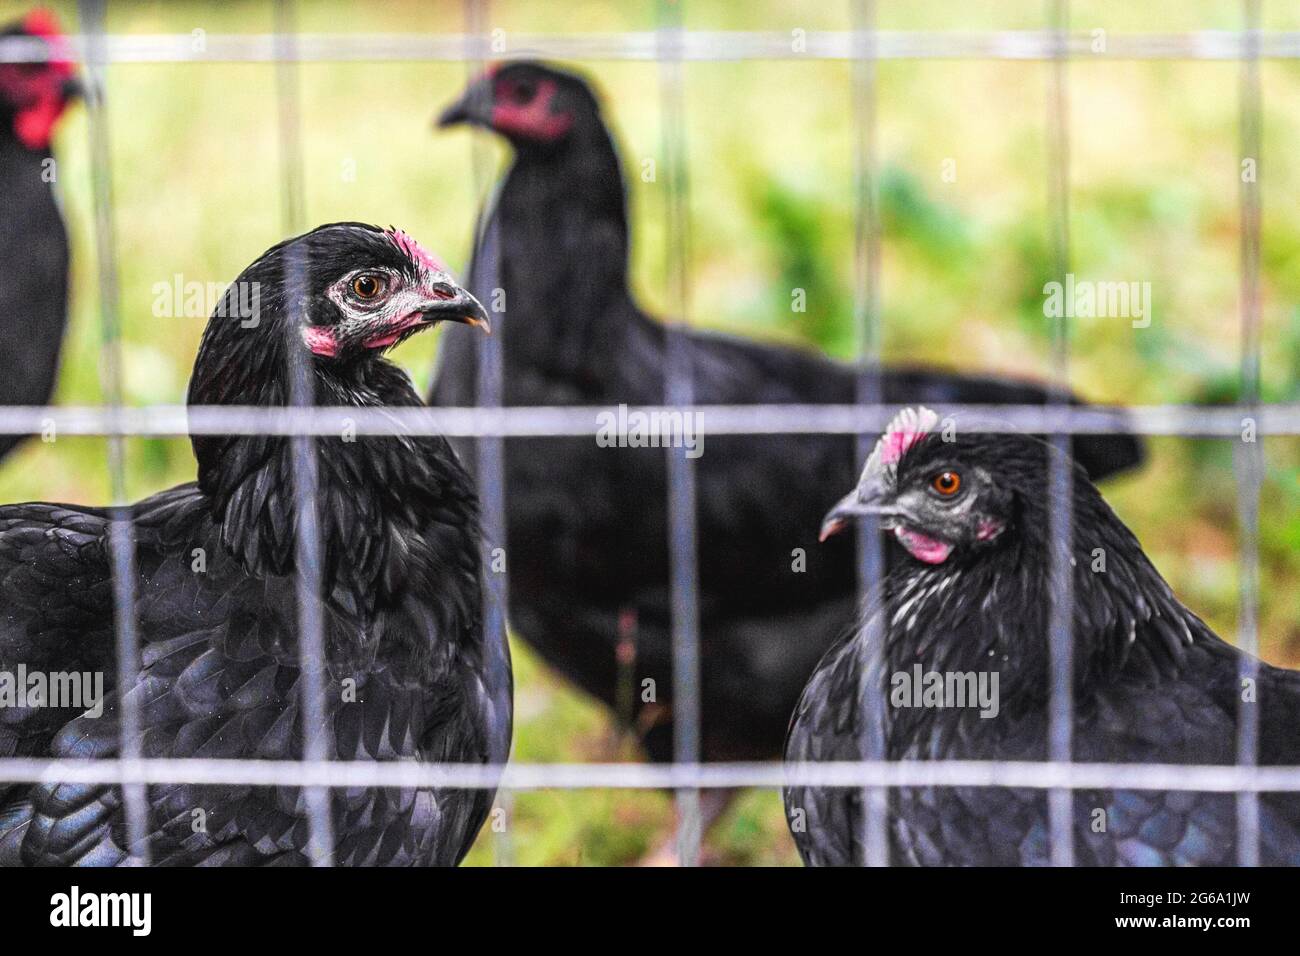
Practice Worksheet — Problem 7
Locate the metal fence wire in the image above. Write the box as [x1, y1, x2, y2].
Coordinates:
[0, 0, 1293, 867]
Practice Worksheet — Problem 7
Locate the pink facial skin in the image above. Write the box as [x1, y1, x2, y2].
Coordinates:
[492, 78, 574, 141]
[303, 313, 432, 355]
[361, 313, 427, 350]
[894, 526, 953, 565]
[302, 316, 426, 356]
[302, 325, 339, 357]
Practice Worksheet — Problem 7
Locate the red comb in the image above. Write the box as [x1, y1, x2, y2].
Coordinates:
[22, 9, 62, 39]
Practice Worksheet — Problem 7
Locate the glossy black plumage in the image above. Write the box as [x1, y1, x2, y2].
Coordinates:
[432, 61, 1144, 765]
[0, 12, 77, 462]
[0, 222, 511, 866]
[785, 412, 1300, 865]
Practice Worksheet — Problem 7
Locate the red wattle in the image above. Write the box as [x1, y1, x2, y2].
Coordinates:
[14, 95, 61, 150]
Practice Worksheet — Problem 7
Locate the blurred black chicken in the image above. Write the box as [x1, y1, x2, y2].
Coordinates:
[0, 223, 511, 866]
[0, 10, 79, 462]
[432, 61, 1143, 836]
[786, 407, 1300, 866]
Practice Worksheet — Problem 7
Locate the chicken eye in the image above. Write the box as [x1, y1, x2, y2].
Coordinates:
[506, 80, 534, 104]
[351, 274, 385, 300]
[931, 471, 962, 496]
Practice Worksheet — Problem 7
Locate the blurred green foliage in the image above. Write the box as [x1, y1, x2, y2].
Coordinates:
[1, 0, 1297, 865]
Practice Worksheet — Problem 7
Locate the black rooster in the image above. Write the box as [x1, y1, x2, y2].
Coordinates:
[432, 61, 1143, 839]
[0, 10, 79, 462]
[786, 406, 1300, 865]
[0, 223, 511, 866]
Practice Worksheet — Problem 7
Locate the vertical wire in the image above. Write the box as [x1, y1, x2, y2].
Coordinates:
[462, 0, 514, 868]
[1044, 0, 1075, 868]
[1234, 0, 1263, 869]
[77, 0, 149, 866]
[849, 0, 888, 868]
[656, 0, 702, 867]
[274, 0, 335, 866]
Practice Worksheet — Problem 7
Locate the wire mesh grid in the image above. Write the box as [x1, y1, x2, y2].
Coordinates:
[0, 0, 1292, 867]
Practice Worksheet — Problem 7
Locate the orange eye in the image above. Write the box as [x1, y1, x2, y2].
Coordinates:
[351, 274, 385, 300]
[931, 471, 961, 496]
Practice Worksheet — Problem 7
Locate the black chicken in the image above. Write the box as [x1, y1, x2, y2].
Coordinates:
[0, 10, 79, 462]
[786, 406, 1300, 865]
[432, 61, 1143, 836]
[0, 223, 511, 866]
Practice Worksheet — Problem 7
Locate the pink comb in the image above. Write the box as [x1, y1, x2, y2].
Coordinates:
[386, 228, 447, 275]
[866, 406, 940, 473]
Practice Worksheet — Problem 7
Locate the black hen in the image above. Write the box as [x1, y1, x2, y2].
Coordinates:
[0, 223, 511, 866]
[785, 407, 1300, 866]
[432, 61, 1143, 771]
[0, 10, 79, 462]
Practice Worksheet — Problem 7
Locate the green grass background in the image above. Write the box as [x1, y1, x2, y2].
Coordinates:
[2, 0, 1299, 864]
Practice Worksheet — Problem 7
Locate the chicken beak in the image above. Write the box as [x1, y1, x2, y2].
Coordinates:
[421, 287, 492, 335]
[818, 478, 894, 542]
[436, 79, 493, 129]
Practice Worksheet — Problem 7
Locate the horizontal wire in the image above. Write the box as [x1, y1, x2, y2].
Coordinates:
[0, 402, 1292, 437]
[1, 756, 1300, 793]
[0, 31, 1298, 64]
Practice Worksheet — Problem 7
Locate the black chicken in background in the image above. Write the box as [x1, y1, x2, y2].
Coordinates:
[0, 223, 511, 866]
[786, 407, 1300, 866]
[0, 10, 79, 462]
[432, 61, 1143, 846]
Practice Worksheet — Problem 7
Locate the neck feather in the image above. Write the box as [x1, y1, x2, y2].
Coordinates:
[191, 353, 480, 613]
[495, 124, 635, 384]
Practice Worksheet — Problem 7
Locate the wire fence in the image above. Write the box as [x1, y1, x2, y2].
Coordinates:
[0, 0, 1291, 867]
